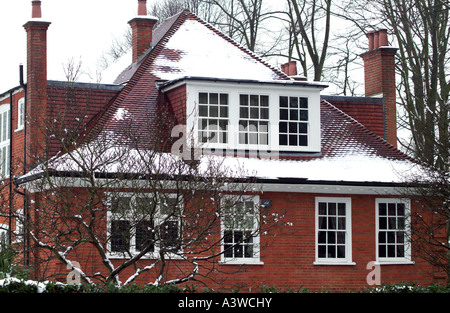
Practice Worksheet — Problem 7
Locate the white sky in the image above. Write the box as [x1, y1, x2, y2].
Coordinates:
[0, 0, 137, 92]
[0, 0, 357, 94]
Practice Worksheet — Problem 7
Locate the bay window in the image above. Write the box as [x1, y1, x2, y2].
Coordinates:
[108, 194, 182, 257]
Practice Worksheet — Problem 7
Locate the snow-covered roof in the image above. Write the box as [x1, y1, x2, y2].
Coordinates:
[17, 143, 419, 187]
[151, 19, 282, 81]
[16, 10, 418, 190]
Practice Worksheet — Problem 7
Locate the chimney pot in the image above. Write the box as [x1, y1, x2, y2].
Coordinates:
[138, 0, 147, 16]
[373, 31, 380, 49]
[288, 61, 297, 76]
[32, 0, 42, 18]
[378, 29, 388, 47]
[367, 31, 375, 51]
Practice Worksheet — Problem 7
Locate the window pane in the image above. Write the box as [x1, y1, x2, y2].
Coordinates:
[161, 220, 179, 249]
[318, 231, 326, 243]
[300, 110, 308, 121]
[300, 97, 308, 108]
[210, 106, 218, 117]
[220, 94, 228, 105]
[379, 203, 387, 215]
[280, 96, 288, 107]
[337, 231, 345, 244]
[111, 220, 130, 252]
[240, 94, 249, 106]
[136, 220, 154, 252]
[250, 95, 259, 106]
[199, 93, 208, 104]
[260, 95, 269, 107]
[337, 245, 346, 258]
[210, 93, 218, 104]
[327, 231, 336, 244]
[289, 97, 298, 108]
[318, 202, 327, 215]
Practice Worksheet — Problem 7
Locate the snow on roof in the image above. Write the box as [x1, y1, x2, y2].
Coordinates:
[216, 155, 419, 184]
[151, 19, 282, 81]
[19, 141, 419, 186]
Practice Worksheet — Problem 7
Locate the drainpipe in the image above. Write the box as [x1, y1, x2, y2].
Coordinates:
[8, 89, 13, 245]
[19, 64, 30, 266]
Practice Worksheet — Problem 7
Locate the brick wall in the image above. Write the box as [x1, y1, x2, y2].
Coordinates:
[26, 187, 442, 291]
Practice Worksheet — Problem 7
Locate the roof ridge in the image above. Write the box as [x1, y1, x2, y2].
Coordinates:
[183, 11, 289, 80]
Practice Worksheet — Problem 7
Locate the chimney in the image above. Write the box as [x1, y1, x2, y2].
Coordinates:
[23, 0, 51, 162]
[360, 29, 398, 147]
[128, 0, 158, 63]
[281, 60, 307, 81]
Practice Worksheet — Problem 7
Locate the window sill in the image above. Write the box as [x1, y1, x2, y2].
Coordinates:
[15, 127, 24, 133]
[219, 259, 264, 266]
[313, 261, 356, 266]
[374, 260, 415, 265]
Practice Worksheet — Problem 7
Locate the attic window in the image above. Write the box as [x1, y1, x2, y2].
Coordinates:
[239, 94, 269, 146]
[172, 79, 323, 154]
[198, 92, 229, 144]
[279, 96, 309, 147]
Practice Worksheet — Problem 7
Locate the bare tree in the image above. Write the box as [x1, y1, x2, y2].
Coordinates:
[338, 0, 450, 169]
[287, 0, 331, 81]
[13, 82, 288, 288]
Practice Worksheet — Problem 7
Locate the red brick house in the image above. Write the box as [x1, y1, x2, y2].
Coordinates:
[0, 0, 444, 291]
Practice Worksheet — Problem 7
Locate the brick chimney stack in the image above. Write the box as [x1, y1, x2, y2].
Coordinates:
[23, 0, 51, 162]
[360, 29, 398, 147]
[281, 60, 307, 81]
[128, 0, 158, 63]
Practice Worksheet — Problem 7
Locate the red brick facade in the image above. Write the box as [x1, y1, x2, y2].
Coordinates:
[0, 1, 445, 292]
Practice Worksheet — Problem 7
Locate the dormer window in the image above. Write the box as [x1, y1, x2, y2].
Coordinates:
[279, 96, 309, 147]
[161, 77, 326, 155]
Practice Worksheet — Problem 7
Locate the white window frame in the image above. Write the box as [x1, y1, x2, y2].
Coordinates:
[16, 97, 25, 131]
[107, 193, 183, 259]
[375, 198, 413, 264]
[14, 209, 24, 243]
[0, 224, 9, 247]
[0, 104, 10, 177]
[184, 81, 322, 153]
[220, 195, 263, 265]
[314, 197, 354, 265]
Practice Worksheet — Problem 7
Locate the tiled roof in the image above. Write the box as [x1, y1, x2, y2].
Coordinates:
[53, 10, 411, 185]
[323, 95, 385, 139]
[46, 81, 122, 157]
[318, 99, 408, 160]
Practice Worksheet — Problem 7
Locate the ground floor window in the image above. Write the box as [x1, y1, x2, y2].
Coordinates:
[315, 197, 353, 264]
[108, 194, 182, 257]
[376, 198, 411, 263]
[221, 196, 261, 264]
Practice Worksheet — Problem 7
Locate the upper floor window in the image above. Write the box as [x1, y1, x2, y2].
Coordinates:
[0, 104, 10, 177]
[239, 94, 269, 146]
[279, 96, 309, 147]
[182, 79, 324, 155]
[17, 97, 25, 131]
[198, 92, 229, 144]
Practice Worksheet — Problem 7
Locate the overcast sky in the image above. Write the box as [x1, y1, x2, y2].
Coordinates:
[0, 0, 139, 92]
[0, 0, 354, 95]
